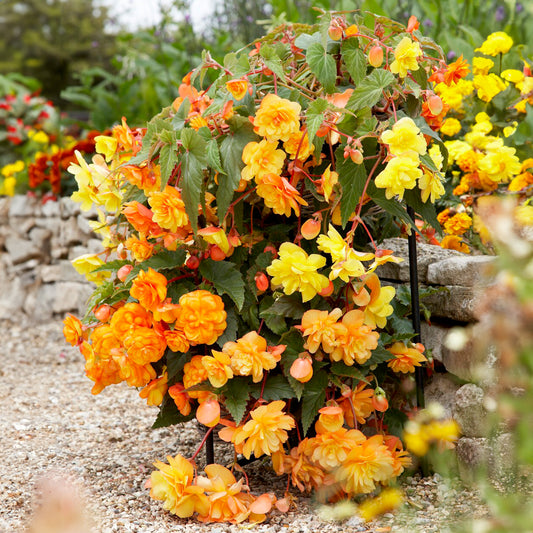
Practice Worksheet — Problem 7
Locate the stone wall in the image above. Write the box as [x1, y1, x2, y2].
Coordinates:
[0, 195, 98, 321]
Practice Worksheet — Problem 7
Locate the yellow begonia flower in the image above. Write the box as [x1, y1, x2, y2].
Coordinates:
[375, 156, 422, 200]
[330, 249, 366, 282]
[444, 140, 471, 164]
[473, 74, 507, 102]
[472, 56, 494, 76]
[503, 122, 518, 137]
[316, 224, 374, 263]
[381, 117, 427, 158]
[253, 94, 301, 142]
[198, 226, 231, 253]
[95, 135, 118, 162]
[501, 69, 524, 84]
[440, 118, 461, 137]
[390, 37, 422, 78]
[475, 31, 513, 56]
[320, 164, 338, 202]
[71, 253, 111, 285]
[266, 242, 329, 302]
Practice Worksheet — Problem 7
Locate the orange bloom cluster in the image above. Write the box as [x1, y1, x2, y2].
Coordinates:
[299, 309, 379, 366]
[387, 342, 427, 373]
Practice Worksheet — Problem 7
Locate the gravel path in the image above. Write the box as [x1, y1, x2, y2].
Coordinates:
[0, 319, 489, 533]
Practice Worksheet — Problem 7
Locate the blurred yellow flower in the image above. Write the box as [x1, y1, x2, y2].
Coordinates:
[475, 31, 513, 56]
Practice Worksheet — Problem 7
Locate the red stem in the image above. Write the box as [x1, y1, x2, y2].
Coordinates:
[190, 426, 215, 461]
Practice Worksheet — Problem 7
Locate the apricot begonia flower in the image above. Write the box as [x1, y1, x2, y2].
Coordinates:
[130, 267, 168, 312]
[164, 328, 190, 353]
[226, 79, 249, 100]
[307, 427, 365, 470]
[338, 381, 375, 426]
[266, 242, 329, 302]
[283, 130, 314, 161]
[63, 314, 85, 346]
[139, 370, 168, 406]
[255, 173, 307, 217]
[168, 383, 192, 416]
[122, 201, 158, 234]
[252, 94, 301, 142]
[202, 351, 234, 388]
[241, 139, 286, 182]
[125, 233, 154, 262]
[387, 342, 427, 373]
[390, 37, 422, 78]
[149, 185, 189, 232]
[353, 273, 395, 329]
[299, 308, 343, 354]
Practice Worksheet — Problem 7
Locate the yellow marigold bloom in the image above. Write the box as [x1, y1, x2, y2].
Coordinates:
[335, 433, 396, 495]
[390, 37, 422, 78]
[176, 290, 227, 346]
[202, 350, 233, 388]
[307, 427, 365, 470]
[475, 31, 513, 56]
[300, 308, 344, 354]
[440, 118, 461, 137]
[387, 342, 427, 373]
[139, 370, 168, 406]
[472, 56, 494, 75]
[28, 130, 49, 144]
[123, 326, 167, 365]
[223, 331, 282, 383]
[94, 135, 118, 162]
[375, 156, 422, 200]
[71, 253, 111, 285]
[353, 273, 395, 329]
[444, 212, 472, 236]
[110, 302, 152, 341]
[231, 400, 295, 459]
[149, 185, 189, 232]
[380, 117, 427, 158]
[441, 234, 470, 254]
[256, 173, 307, 217]
[267, 243, 329, 302]
[149, 454, 209, 518]
[0, 176, 16, 196]
[1, 160, 24, 177]
[478, 144, 521, 183]
[319, 164, 339, 202]
[226, 79, 248, 100]
[473, 74, 507, 102]
[515, 204, 533, 226]
[183, 355, 209, 400]
[358, 488, 404, 522]
[125, 233, 154, 262]
[63, 314, 85, 346]
[283, 130, 314, 161]
[330, 310, 379, 366]
[253, 94, 301, 142]
[241, 139, 286, 182]
[130, 267, 168, 312]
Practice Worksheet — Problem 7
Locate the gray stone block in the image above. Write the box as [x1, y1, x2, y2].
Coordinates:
[41, 199, 60, 217]
[40, 261, 86, 283]
[60, 197, 81, 219]
[51, 281, 93, 314]
[427, 255, 496, 287]
[4, 236, 43, 264]
[422, 285, 480, 322]
[8, 194, 41, 217]
[453, 384, 489, 438]
[0, 273, 25, 319]
[425, 374, 460, 418]
[456, 437, 489, 484]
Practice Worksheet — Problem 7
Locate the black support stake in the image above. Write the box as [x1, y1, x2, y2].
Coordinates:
[206, 429, 215, 465]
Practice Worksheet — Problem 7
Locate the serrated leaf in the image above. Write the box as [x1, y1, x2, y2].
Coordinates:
[341, 38, 366, 85]
[318, 12, 331, 49]
[259, 295, 306, 321]
[367, 181, 415, 229]
[259, 44, 285, 80]
[294, 32, 321, 51]
[159, 142, 178, 188]
[346, 69, 395, 111]
[126, 249, 186, 282]
[365, 345, 393, 366]
[223, 378, 250, 424]
[199, 259, 245, 310]
[301, 371, 329, 435]
[171, 99, 191, 130]
[207, 139, 225, 175]
[338, 156, 367, 227]
[306, 43, 336, 94]
[91, 259, 131, 273]
[330, 361, 369, 381]
[217, 307, 239, 346]
[167, 351, 187, 383]
[305, 97, 329, 145]
[250, 374, 294, 402]
[152, 396, 194, 429]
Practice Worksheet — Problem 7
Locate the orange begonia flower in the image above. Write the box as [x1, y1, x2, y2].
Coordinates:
[91, 324, 122, 359]
[255, 173, 308, 217]
[338, 381, 375, 426]
[183, 355, 210, 401]
[130, 268, 168, 312]
[226, 79, 249, 100]
[110, 302, 152, 341]
[299, 308, 343, 354]
[123, 326, 167, 365]
[122, 201, 159, 235]
[307, 427, 365, 470]
[63, 314, 85, 346]
[202, 351, 234, 388]
[121, 164, 161, 193]
[148, 185, 189, 233]
[139, 370, 168, 406]
[163, 328, 189, 353]
[125, 233, 154, 262]
[168, 383, 192, 416]
[386, 342, 427, 373]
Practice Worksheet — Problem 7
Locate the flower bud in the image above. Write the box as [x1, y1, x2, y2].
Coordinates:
[290, 356, 313, 383]
[368, 45, 384, 68]
[117, 243, 127, 260]
[349, 148, 364, 165]
[209, 244, 226, 261]
[117, 264, 133, 282]
[186, 255, 200, 269]
[301, 218, 321, 240]
[318, 280, 334, 297]
[94, 304, 111, 322]
[427, 94, 443, 116]
[196, 397, 220, 427]
[328, 20, 343, 41]
[254, 272, 269, 292]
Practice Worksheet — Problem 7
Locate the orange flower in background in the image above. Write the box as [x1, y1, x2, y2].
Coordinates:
[130, 268, 168, 312]
[226, 79, 249, 100]
[125, 233, 154, 262]
[149, 185, 189, 233]
[299, 308, 343, 354]
[222, 401, 295, 459]
[176, 290, 227, 346]
[387, 342, 427, 373]
[63, 314, 85, 346]
[168, 383, 192, 416]
[121, 164, 161, 193]
[334, 433, 396, 495]
[443, 212, 473, 235]
[252, 94, 301, 142]
[139, 370, 168, 406]
[441, 234, 470, 253]
[110, 302, 152, 341]
[123, 326, 167, 365]
[183, 355, 210, 400]
[113, 117, 138, 154]
[444, 55, 470, 85]
[255, 173, 307, 217]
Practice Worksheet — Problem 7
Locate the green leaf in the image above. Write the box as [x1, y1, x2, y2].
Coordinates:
[223, 378, 250, 424]
[410, 66, 427, 90]
[91, 259, 131, 273]
[218, 120, 257, 221]
[152, 396, 194, 429]
[306, 43, 336, 94]
[259, 295, 306, 321]
[301, 370, 329, 435]
[346, 69, 395, 111]
[167, 351, 188, 384]
[171, 99, 191, 130]
[217, 307, 239, 346]
[159, 142, 178, 188]
[338, 156, 367, 228]
[365, 344, 393, 367]
[126, 249, 186, 282]
[403, 187, 441, 232]
[330, 361, 369, 382]
[305, 97, 329, 145]
[251, 375, 295, 402]
[207, 139, 225, 175]
[180, 128, 208, 233]
[259, 44, 285, 80]
[199, 259, 245, 310]
[341, 38, 366, 85]
[367, 181, 415, 229]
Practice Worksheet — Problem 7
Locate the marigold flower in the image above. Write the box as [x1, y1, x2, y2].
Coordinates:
[444, 54, 470, 85]
[130, 267, 168, 312]
[223, 400, 295, 459]
[283, 130, 314, 161]
[241, 139, 286, 182]
[387, 342, 427, 373]
[266, 242, 329, 302]
[139, 370, 168, 406]
[148, 185, 189, 232]
[330, 310, 379, 366]
[441, 234, 470, 254]
[183, 355, 210, 400]
[375, 156, 423, 200]
[203, 351, 234, 388]
[176, 290, 227, 345]
[168, 383, 192, 416]
[472, 56, 494, 76]
[256, 173, 307, 217]
[123, 326, 167, 365]
[253, 94, 301, 142]
[110, 302, 152, 341]
[440, 118, 462, 137]
[300, 308, 343, 354]
[381, 117, 427, 158]
[149, 454, 209, 518]
[63, 314, 85, 346]
[334, 433, 396, 495]
[475, 31, 513, 56]
[226, 79, 249, 100]
[443, 213, 472, 236]
[390, 37, 422, 78]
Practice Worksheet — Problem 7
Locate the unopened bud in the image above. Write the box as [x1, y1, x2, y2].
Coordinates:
[301, 218, 321, 240]
[427, 94, 443, 116]
[368, 45, 384, 68]
[328, 20, 343, 41]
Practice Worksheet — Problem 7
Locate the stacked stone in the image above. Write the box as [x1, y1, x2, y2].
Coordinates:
[0, 195, 99, 321]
